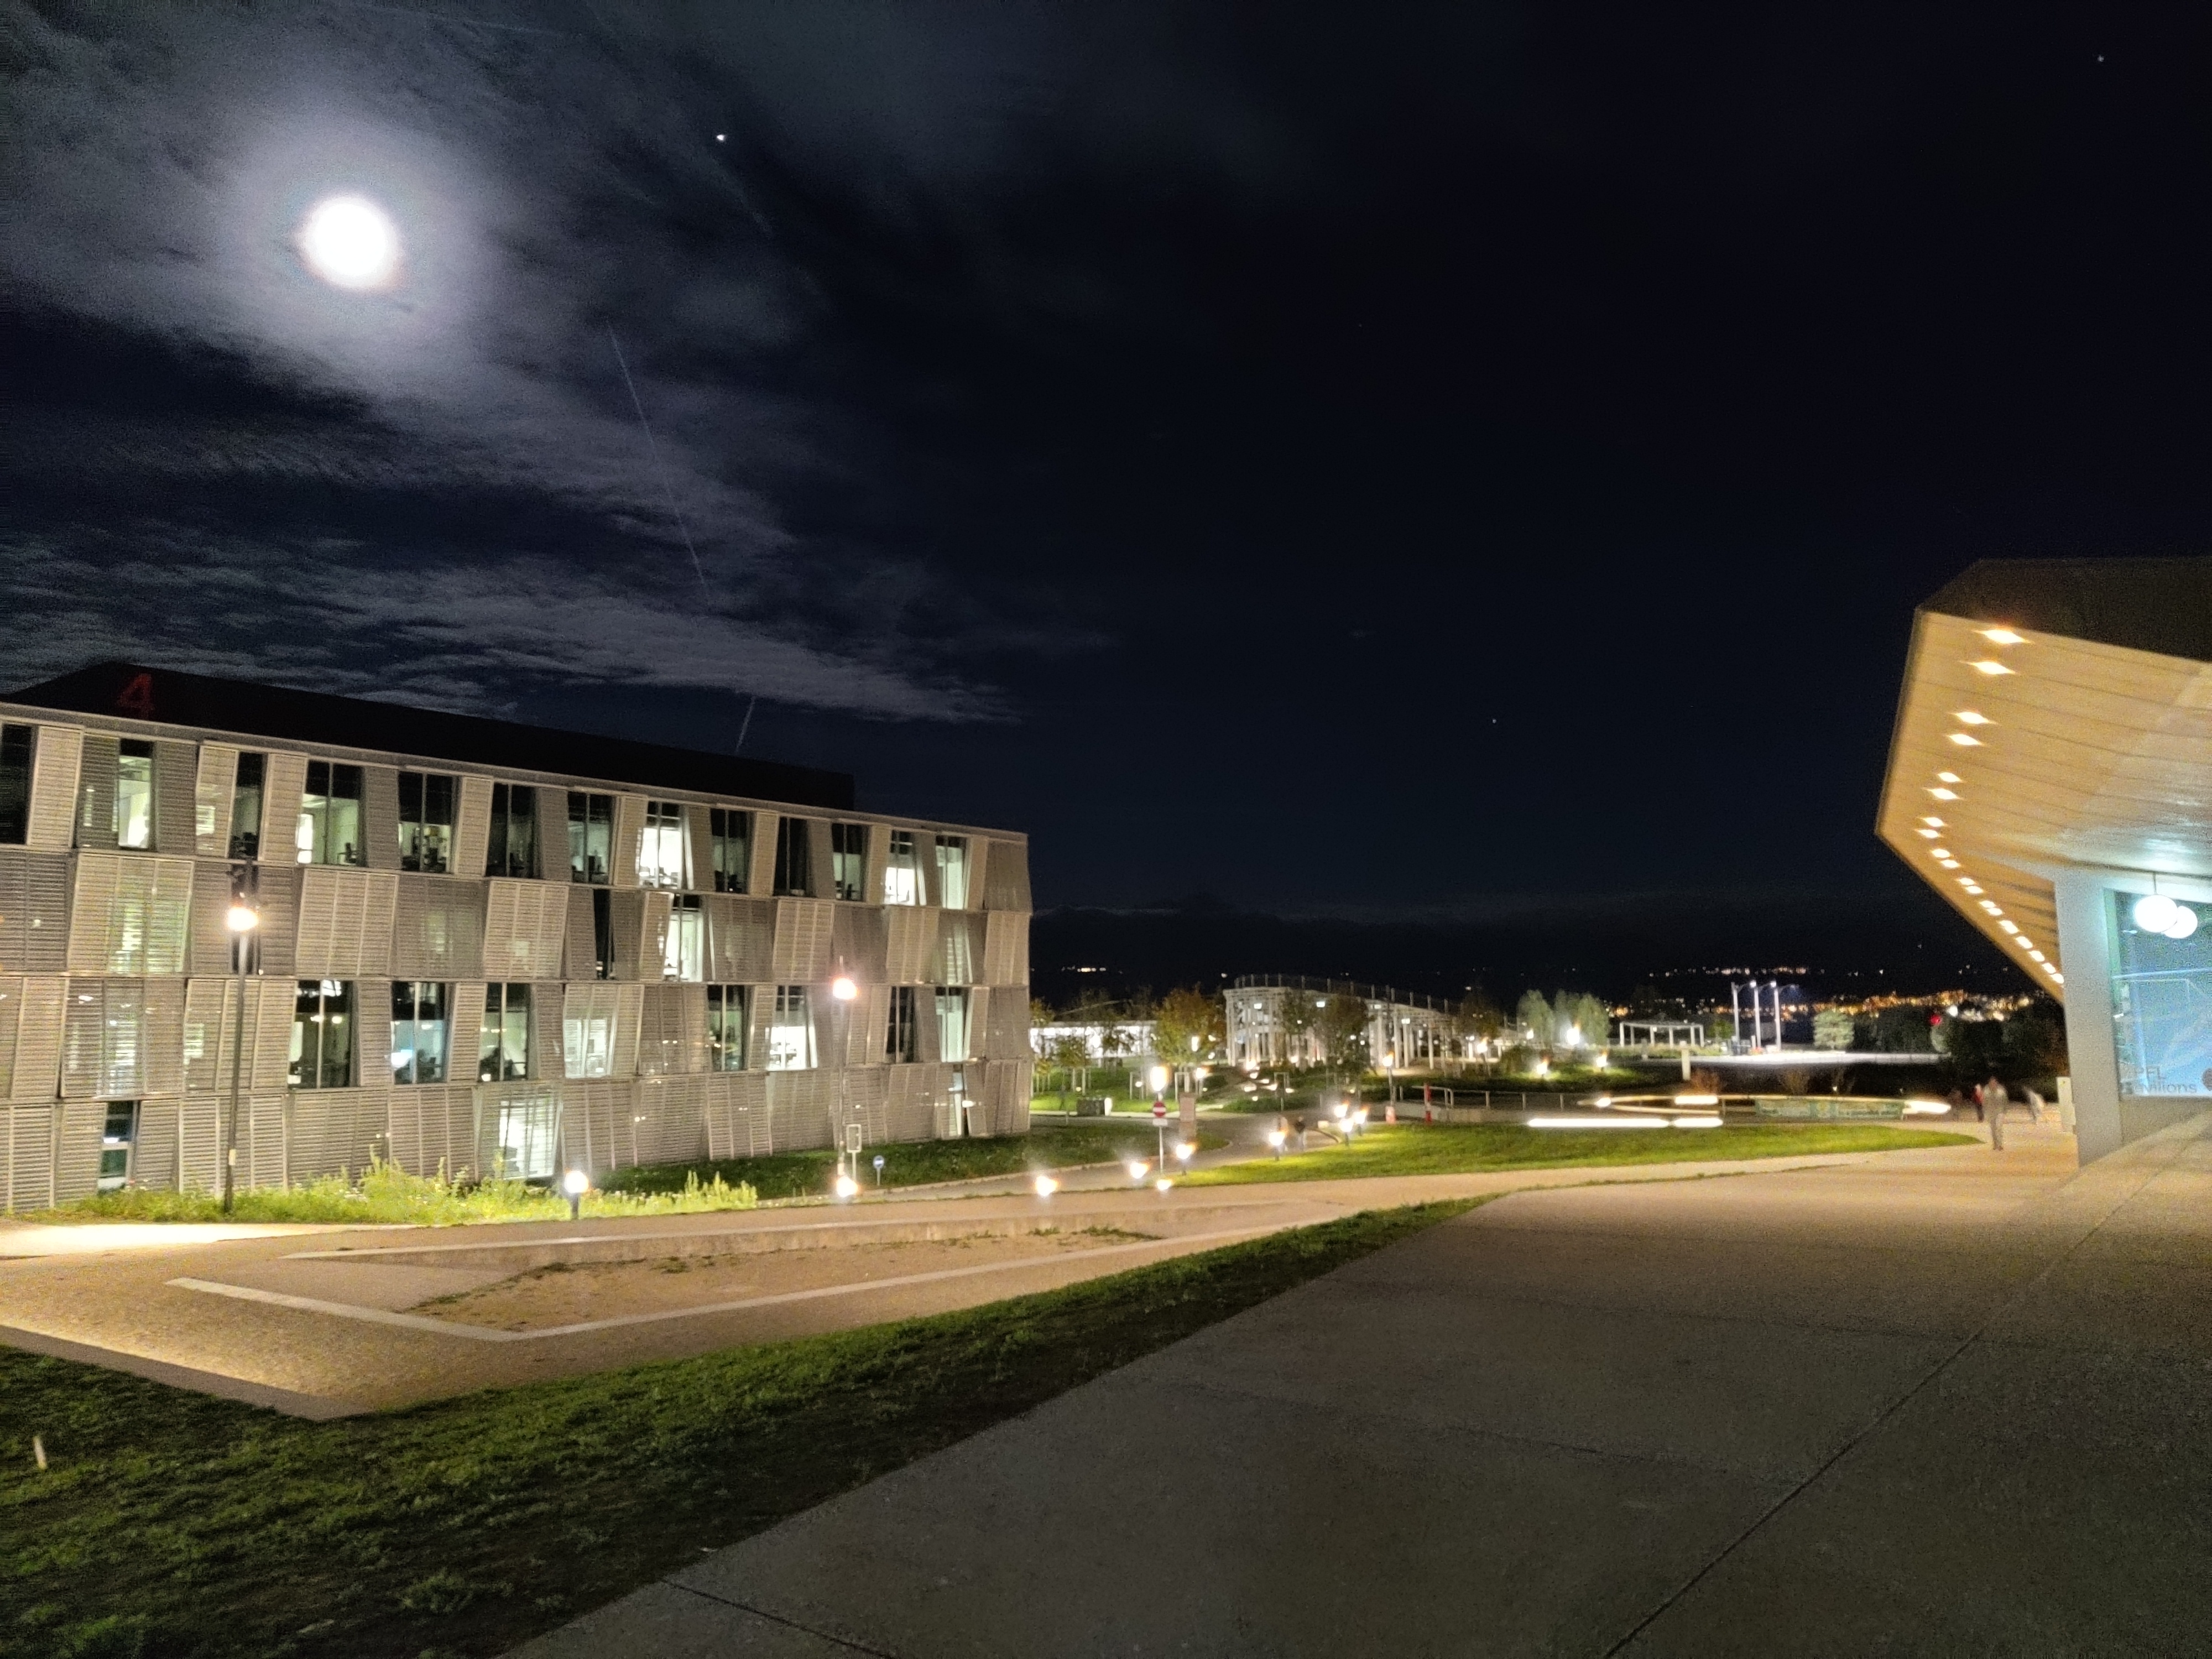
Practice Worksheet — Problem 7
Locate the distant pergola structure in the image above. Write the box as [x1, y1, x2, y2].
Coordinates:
[1614, 1020, 1707, 1050]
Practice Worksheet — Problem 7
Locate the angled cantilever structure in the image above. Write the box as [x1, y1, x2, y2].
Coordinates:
[1881, 558, 2212, 1161]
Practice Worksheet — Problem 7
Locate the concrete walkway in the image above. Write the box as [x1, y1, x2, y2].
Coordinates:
[514, 1118, 2212, 1657]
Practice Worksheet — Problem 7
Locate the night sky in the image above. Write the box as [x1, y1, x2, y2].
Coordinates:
[4, 4, 2203, 1000]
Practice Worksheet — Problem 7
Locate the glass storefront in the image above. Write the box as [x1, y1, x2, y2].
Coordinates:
[2110, 889, 2212, 1096]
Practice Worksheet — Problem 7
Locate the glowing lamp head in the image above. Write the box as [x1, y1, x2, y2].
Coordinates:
[1154, 1177, 1172, 1193]
[1125, 1160, 1147, 1181]
[1032, 1173, 1059, 1198]
[833, 1172, 860, 1200]
[1175, 1141, 1196, 1162]
[1266, 1129, 1287, 1147]
[1147, 1066, 1169, 1094]
[561, 1168, 589, 1198]
[2167, 904, 2200, 941]
[225, 904, 260, 933]
[830, 975, 858, 1002]
[297, 194, 401, 290]
[2133, 894, 2179, 933]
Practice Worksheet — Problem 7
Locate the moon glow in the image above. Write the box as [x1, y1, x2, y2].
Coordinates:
[298, 194, 401, 290]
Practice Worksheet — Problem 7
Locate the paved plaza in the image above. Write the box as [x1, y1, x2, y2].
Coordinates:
[515, 1117, 2212, 1657]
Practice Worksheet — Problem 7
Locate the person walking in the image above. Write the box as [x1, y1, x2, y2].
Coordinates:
[1984, 1074, 2009, 1151]
[2023, 1086, 2046, 1125]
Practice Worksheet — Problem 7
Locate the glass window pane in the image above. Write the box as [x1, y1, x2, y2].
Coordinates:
[114, 742, 154, 849]
[2111, 890, 2212, 1097]
[768, 985, 813, 1070]
[229, 753, 264, 860]
[0, 724, 32, 846]
[885, 830, 920, 906]
[936, 836, 968, 909]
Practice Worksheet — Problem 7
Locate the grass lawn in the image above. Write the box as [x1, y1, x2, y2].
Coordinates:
[607, 1121, 1226, 1204]
[0, 1202, 1467, 1659]
[1178, 1121, 1976, 1185]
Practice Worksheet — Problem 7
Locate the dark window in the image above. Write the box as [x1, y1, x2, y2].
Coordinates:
[397, 771, 456, 873]
[773, 816, 813, 896]
[115, 740, 154, 850]
[0, 724, 32, 846]
[710, 808, 750, 892]
[290, 979, 356, 1089]
[228, 753, 265, 860]
[707, 985, 748, 1072]
[300, 761, 364, 866]
[591, 888, 614, 979]
[390, 981, 450, 1085]
[486, 784, 538, 879]
[831, 822, 867, 901]
[98, 1102, 138, 1191]
[567, 791, 613, 884]
[479, 983, 531, 1081]
[885, 985, 918, 1063]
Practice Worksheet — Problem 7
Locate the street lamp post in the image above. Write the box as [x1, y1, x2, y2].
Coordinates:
[220, 898, 260, 1217]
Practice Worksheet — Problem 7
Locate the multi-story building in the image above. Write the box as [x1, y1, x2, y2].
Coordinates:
[0, 662, 1031, 1211]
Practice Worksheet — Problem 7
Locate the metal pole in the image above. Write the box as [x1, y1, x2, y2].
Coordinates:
[1731, 982, 1742, 1050]
[221, 922, 248, 1216]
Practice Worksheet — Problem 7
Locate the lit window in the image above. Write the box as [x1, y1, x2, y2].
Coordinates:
[936, 985, 971, 1062]
[773, 817, 814, 897]
[664, 895, 704, 981]
[707, 985, 748, 1071]
[97, 1102, 137, 1192]
[0, 724, 33, 847]
[831, 822, 867, 901]
[884, 985, 918, 1062]
[567, 792, 613, 884]
[289, 979, 356, 1089]
[768, 985, 814, 1070]
[884, 830, 922, 906]
[114, 740, 154, 849]
[709, 808, 750, 893]
[478, 983, 531, 1082]
[390, 981, 450, 1084]
[640, 800, 688, 889]
[494, 1098, 556, 1181]
[298, 761, 365, 867]
[398, 771, 457, 873]
[564, 988, 616, 1079]
[485, 784, 538, 879]
[936, 836, 969, 909]
[228, 753, 265, 860]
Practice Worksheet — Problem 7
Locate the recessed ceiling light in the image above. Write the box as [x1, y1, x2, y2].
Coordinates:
[1937, 771, 1960, 783]
[2029, 950, 2045, 961]
[1938, 858, 1960, 868]
[1980, 628, 2025, 645]
[1922, 815, 1945, 826]
[1930, 846, 1952, 857]
[1971, 660, 2015, 675]
[1929, 787, 1959, 800]
[1980, 901, 2002, 914]
[1917, 828, 1940, 838]
[1949, 733, 1983, 747]
[1955, 711, 1992, 726]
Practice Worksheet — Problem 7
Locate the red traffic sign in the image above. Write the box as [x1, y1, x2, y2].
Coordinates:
[1151, 1101, 1168, 1119]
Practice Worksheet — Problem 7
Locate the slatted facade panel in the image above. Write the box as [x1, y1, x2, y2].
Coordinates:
[629, 1075, 707, 1166]
[192, 744, 238, 857]
[288, 1088, 384, 1182]
[59, 978, 184, 1100]
[832, 904, 886, 985]
[559, 1080, 618, 1173]
[706, 896, 774, 983]
[153, 741, 197, 855]
[748, 813, 779, 898]
[74, 735, 118, 852]
[0, 851, 71, 974]
[529, 982, 563, 1087]
[764, 1068, 833, 1151]
[2, 1106, 57, 1211]
[965, 839, 989, 913]
[0, 977, 18, 1098]
[7, 978, 66, 1102]
[450, 984, 487, 1093]
[67, 854, 196, 977]
[255, 864, 302, 979]
[930, 911, 982, 987]
[701, 1070, 773, 1160]
[393, 875, 486, 980]
[557, 980, 641, 1080]
[975, 1060, 1031, 1136]
[386, 1085, 481, 1181]
[362, 766, 400, 872]
[983, 910, 1029, 988]
[295, 867, 399, 979]
[356, 983, 394, 1096]
[881, 1063, 947, 1144]
[884, 906, 936, 984]
[453, 775, 494, 881]
[982, 838, 1032, 912]
[635, 983, 707, 1077]
[262, 752, 310, 869]
[685, 809, 714, 899]
[176, 1093, 222, 1193]
[27, 726, 84, 854]
[51, 1097, 107, 1203]
[982, 985, 1031, 1061]
[482, 879, 567, 980]
[564, 886, 598, 982]
[132, 1098, 180, 1192]
[771, 898, 834, 981]
[837, 1064, 891, 1148]
[806, 818, 834, 902]
[607, 890, 669, 982]
[613, 794, 645, 888]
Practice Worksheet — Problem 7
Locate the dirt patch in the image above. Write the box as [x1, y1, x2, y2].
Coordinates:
[410, 1228, 1159, 1333]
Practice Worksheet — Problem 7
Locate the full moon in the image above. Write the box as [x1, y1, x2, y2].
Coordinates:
[297, 194, 401, 290]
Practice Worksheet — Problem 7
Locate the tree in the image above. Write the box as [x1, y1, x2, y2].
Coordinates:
[1043, 1031, 1092, 1097]
[1030, 997, 1056, 1029]
[1459, 988, 1504, 1042]
[1277, 989, 1318, 1068]
[1312, 991, 1371, 1083]
[1874, 1005, 1935, 1053]
[1516, 990, 1556, 1047]
[1812, 1009, 1856, 1051]
[1153, 986, 1225, 1065]
[1553, 990, 1609, 1051]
